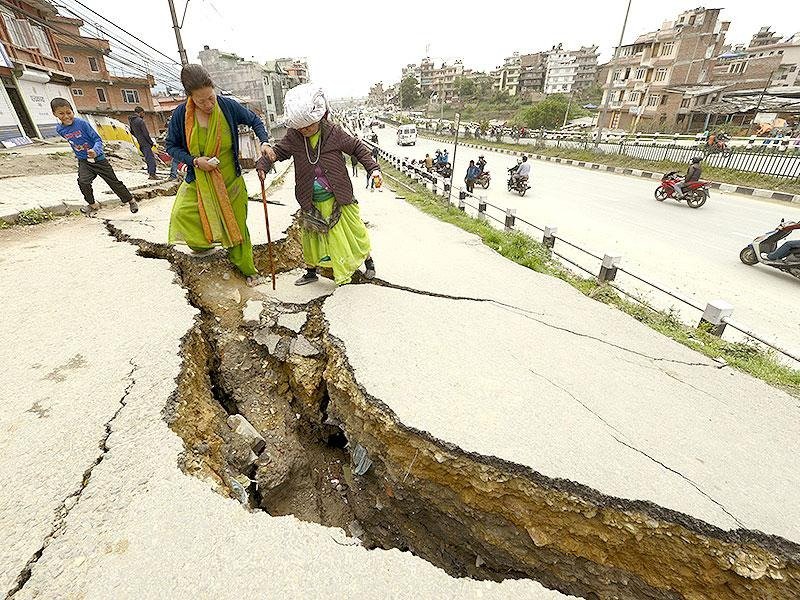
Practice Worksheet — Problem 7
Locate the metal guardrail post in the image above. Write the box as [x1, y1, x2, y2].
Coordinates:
[443, 181, 451, 200]
[598, 254, 622, 283]
[505, 208, 516, 231]
[543, 226, 557, 249]
[478, 196, 487, 219]
[458, 189, 466, 211]
[699, 301, 733, 336]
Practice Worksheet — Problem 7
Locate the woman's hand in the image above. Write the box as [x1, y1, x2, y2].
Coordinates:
[194, 156, 217, 172]
[261, 144, 276, 163]
[371, 170, 383, 188]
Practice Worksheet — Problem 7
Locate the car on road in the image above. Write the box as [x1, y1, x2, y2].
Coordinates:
[397, 124, 417, 146]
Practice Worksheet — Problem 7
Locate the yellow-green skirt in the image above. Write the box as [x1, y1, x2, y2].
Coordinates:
[302, 198, 370, 285]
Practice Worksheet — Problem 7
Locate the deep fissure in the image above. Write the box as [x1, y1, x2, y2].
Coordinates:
[103, 214, 800, 600]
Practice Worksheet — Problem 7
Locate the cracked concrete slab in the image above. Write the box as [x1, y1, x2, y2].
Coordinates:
[325, 275, 800, 545]
[2, 179, 575, 599]
[253, 269, 337, 303]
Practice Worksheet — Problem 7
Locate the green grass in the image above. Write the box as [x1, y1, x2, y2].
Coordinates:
[421, 133, 800, 196]
[14, 208, 58, 227]
[382, 161, 800, 397]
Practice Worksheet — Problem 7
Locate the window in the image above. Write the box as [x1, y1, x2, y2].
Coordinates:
[63, 56, 75, 64]
[121, 89, 140, 104]
[31, 25, 52, 57]
[88, 56, 99, 72]
[96, 88, 107, 102]
[635, 68, 646, 80]
[655, 68, 668, 82]
[629, 91, 641, 102]
[612, 70, 622, 81]
[728, 62, 746, 75]
[72, 88, 84, 96]
[16, 19, 38, 48]
[660, 41, 674, 57]
[267, 95, 272, 105]
[680, 98, 691, 108]
[647, 94, 660, 107]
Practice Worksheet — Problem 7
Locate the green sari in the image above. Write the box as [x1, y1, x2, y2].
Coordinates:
[168, 100, 256, 276]
[301, 130, 371, 285]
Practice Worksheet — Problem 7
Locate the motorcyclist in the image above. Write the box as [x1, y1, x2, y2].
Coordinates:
[435, 149, 443, 164]
[441, 149, 449, 164]
[477, 155, 487, 174]
[766, 222, 800, 262]
[511, 155, 531, 186]
[673, 156, 702, 199]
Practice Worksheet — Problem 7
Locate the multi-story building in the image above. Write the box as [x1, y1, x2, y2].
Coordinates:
[498, 45, 599, 97]
[544, 45, 578, 94]
[599, 7, 729, 132]
[711, 28, 800, 91]
[47, 13, 158, 134]
[431, 60, 464, 101]
[199, 47, 286, 128]
[402, 57, 465, 101]
[0, 0, 72, 143]
[493, 52, 521, 96]
[275, 57, 309, 88]
[518, 52, 547, 97]
[573, 45, 601, 90]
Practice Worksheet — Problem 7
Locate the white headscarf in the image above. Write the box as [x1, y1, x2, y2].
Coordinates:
[284, 83, 328, 130]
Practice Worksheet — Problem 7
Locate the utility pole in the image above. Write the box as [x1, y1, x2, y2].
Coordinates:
[562, 91, 574, 128]
[167, 0, 189, 66]
[448, 112, 462, 199]
[595, 0, 633, 146]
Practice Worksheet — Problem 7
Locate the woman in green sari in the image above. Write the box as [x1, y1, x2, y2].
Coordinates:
[165, 64, 271, 286]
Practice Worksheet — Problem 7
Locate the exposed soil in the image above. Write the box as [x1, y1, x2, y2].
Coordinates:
[104, 193, 800, 600]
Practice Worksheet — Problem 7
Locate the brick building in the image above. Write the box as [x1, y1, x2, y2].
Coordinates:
[0, 0, 73, 143]
[710, 28, 800, 92]
[46, 13, 158, 133]
[518, 52, 547, 98]
[599, 7, 729, 132]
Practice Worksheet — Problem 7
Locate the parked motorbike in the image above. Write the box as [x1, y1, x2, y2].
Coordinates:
[507, 167, 530, 196]
[739, 220, 800, 279]
[654, 172, 711, 208]
[475, 170, 491, 189]
[701, 133, 732, 157]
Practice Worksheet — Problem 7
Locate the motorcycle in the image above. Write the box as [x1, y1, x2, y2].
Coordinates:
[701, 134, 732, 157]
[432, 161, 453, 179]
[475, 170, 491, 189]
[507, 167, 530, 196]
[654, 172, 711, 208]
[739, 220, 800, 279]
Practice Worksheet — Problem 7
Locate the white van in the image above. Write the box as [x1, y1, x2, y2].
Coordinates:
[396, 124, 417, 146]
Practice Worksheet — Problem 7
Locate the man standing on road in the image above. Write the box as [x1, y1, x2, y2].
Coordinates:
[674, 157, 702, 199]
[465, 160, 480, 193]
[424, 153, 433, 171]
[129, 106, 158, 180]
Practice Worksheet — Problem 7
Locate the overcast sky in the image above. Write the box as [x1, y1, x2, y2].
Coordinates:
[69, 0, 798, 98]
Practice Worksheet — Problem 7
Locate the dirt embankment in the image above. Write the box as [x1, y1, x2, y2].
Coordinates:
[0, 142, 144, 179]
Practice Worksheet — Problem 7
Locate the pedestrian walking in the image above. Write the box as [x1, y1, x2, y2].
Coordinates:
[129, 106, 158, 179]
[351, 153, 358, 176]
[50, 98, 138, 215]
[261, 83, 380, 286]
[465, 160, 480, 193]
[165, 64, 272, 286]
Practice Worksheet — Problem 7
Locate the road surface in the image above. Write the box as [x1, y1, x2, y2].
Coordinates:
[375, 123, 800, 361]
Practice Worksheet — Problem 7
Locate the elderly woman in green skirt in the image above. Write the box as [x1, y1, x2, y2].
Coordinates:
[262, 84, 380, 286]
[165, 64, 271, 286]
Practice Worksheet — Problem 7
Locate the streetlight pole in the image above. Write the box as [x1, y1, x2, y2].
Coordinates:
[562, 91, 574, 128]
[167, 0, 189, 66]
[448, 111, 462, 199]
[595, 0, 633, 146]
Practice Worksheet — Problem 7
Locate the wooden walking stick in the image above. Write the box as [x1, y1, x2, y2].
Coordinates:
[256, 159, 276, 290]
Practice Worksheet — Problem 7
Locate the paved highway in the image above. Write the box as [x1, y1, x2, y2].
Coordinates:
[373, 123, 800, 360]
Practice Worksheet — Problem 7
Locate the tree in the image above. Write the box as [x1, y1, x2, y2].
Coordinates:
[516, 94, 587, 130]
[455, 76, 476, 99]
[399, 75, 420, 108]
[575, 83, 603, 106]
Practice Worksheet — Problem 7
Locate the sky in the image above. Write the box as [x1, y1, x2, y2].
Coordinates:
[67, 0, 799, 99]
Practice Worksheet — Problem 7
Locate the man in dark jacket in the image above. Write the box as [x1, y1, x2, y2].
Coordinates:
[129, 106, 157, 179]
[674, 156, 702, 199]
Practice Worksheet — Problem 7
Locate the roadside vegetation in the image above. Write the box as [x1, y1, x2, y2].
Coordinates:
[381, 162, 800, 397]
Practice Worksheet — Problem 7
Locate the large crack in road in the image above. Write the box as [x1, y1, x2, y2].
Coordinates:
[102, 211, 800, 600]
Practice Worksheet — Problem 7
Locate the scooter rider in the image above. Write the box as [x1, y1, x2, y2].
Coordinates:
[511, 155, 531, 185]
[674, 156, 702, 199]
[766, 222, 800, 262]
